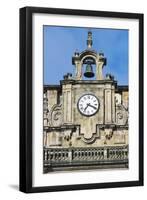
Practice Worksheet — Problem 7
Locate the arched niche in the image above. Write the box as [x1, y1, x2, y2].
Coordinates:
[81, 55, 97, 80]
[73, 49, 106, 80]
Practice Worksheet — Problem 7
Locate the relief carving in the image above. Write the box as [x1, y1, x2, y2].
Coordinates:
[104, 128, 113, 144]
[49, 104, 62, 127]
[116, 104, 128, 125]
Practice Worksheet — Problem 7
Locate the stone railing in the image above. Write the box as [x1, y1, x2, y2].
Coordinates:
[44, 145, 128, 170]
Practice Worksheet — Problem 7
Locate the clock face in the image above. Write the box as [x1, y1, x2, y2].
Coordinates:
[77, 94, 99, 116]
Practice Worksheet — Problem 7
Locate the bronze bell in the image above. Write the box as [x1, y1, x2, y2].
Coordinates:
[84, 63, 94, 78]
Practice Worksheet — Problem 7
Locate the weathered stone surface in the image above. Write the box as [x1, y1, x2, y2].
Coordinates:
[44, 80, 128, 148]
[43, 31, 129, 171]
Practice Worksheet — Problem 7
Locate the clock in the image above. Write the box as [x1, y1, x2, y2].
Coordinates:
[77, 94, 99, 116]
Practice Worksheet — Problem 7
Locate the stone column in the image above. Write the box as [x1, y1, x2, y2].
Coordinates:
[43, 131, 47, 147]
[47, 90, 58, 111]
[122, 91, 129, 109]
[105, 86, 112, 124]
[75, 60, 82, 80]
[96, 60, 104, 80]
[62, 84, 72, 124]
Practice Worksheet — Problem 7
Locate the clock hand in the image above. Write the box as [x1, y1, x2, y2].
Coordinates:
[88, 103, 97, 110]
[84, 104, 89, 111]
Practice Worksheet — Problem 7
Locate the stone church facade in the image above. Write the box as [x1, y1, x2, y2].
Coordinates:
[43, 32, 129, 172]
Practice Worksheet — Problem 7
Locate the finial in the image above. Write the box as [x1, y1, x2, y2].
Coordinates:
[74, 49, 79, 57]
[87, 31, 93, 48]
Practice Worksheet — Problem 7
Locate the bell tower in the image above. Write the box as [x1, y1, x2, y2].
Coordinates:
[72, 31, 106, 80]
[43, 30, 129, 173]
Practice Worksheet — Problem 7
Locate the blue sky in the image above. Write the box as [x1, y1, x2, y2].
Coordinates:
[44, 26, 128, 85]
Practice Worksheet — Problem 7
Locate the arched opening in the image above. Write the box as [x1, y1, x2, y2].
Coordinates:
[81, 56, 97, 80]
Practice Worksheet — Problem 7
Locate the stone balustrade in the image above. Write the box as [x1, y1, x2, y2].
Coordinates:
[44, 146, 128, 169]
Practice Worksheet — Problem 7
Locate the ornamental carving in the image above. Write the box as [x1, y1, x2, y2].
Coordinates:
[116, 104, 128, 125]
[49, 104, 62, 127]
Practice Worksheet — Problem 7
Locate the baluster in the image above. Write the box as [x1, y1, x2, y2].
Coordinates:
[44, 150, 47, 161]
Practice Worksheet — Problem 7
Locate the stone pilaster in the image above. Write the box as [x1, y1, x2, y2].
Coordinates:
[105, 86, 112, 124]
[96, 60, 103, 80]
[75, 60, 82, 80]
[62, 84, 73, 124]
[111, 87, 115, 123]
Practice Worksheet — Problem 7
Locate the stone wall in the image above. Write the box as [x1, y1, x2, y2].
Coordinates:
[43, 81, 128, 149]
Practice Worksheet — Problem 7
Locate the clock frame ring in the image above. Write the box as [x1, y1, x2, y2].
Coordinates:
[77, 93, 100, 117]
